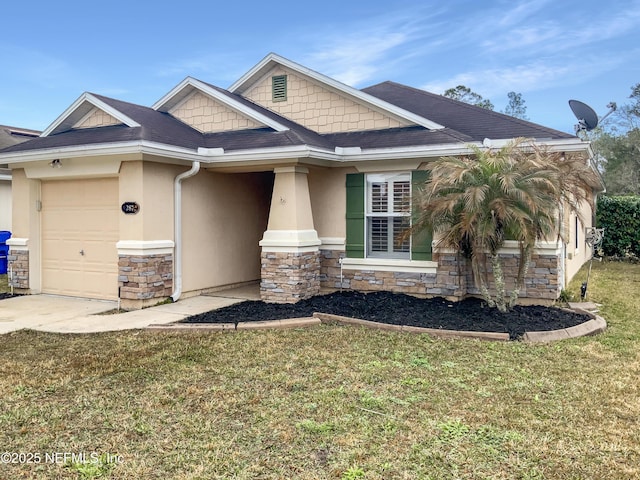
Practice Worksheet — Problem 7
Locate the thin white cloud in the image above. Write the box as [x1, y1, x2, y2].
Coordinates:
[301, 7, 448, 86]
[420, 55, 626, 98]
[482, 2, 640, 55]
[306, 32, 410, 86]
[494, 0, 555, 27]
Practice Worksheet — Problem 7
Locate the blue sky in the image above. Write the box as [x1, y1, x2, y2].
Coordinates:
[2, 0, 639, 134]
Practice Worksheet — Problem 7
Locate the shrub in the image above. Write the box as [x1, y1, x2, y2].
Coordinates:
[596, 196, 640, 259]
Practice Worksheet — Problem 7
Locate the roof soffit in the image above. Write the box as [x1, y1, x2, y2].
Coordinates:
[41, 93, 141, 137]
[228, 53, 445, 131]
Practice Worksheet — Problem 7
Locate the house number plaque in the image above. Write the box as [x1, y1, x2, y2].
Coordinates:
[121, 202, 140, 214]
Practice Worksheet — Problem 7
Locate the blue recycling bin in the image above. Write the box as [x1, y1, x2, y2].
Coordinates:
[0, 231, 11, 275]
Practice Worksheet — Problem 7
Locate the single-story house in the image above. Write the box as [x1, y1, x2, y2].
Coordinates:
[0, 53, 601, 308]
[0, 125, 41, 231]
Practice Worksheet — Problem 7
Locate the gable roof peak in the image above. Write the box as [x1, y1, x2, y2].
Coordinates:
[41, 92, 141, 137]
[229, 53, 445, 131]
[152, 75, 290, 133]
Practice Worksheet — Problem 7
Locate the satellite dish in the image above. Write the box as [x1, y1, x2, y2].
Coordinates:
[569, 100, 599, 132]
[568, 100, 617, 134]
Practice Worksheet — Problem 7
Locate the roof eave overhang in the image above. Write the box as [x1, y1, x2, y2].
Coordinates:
[228, 53, 445, 131]
[0, 136, 593, 171]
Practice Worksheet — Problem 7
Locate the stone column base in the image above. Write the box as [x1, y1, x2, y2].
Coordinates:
[7, 249, 29, 291]
[260, 250, 320, 303]
[118, 254, 173, 309]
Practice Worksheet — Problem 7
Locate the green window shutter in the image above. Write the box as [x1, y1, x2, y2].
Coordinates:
[345, 173, 365, 258]
[411, 169, 432, 260]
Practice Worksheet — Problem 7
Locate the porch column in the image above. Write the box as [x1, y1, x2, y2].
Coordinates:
[259, 166, 321, 303]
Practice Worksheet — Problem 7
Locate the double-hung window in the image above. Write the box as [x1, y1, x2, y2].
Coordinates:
[366, 173, 411, 258]
[345, 170, 431, 261]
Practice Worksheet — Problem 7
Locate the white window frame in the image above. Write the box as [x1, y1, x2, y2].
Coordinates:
[365, 172, 411, 259]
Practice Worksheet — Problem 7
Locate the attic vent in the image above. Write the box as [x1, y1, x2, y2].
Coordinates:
[272, 75, 287, 102]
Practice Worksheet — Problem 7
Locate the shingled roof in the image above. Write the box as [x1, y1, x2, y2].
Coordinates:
[0, 72, 578, 158]
[362, 81, 575, 142]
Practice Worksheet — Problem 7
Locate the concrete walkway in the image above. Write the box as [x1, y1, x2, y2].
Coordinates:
[0, 294, 244, 334]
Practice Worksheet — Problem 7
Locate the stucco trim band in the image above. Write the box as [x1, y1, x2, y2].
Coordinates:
[116, 240, 175, 256]
[319, 237, 346, 250]
[259, 229, 321, 253]
[340, 257, 438, 274]
[6, 237, 29, 251]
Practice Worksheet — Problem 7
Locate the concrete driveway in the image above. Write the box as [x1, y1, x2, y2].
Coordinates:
[0, 294, 243, 334]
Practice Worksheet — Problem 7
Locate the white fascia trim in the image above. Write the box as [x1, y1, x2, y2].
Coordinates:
[0, 174, 11, 181]
[200, 144, 339, 162]
[0, 140, 455, 165]
[6, 237, 28, 251]
[41, 93, 141, 137]
[152, 77, 289, 132]
[0, 136, 590, 169]
[229, 53, 445, 131]
[0, 140, 203, 164]
[116, 240, 175, 256]
[341, 257, 438, 274]
[482, 137, 588, 152]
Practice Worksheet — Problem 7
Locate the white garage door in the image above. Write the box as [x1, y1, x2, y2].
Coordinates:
[41, 178, 119, 300]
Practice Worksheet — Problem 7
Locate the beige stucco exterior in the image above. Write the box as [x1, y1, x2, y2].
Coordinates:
[115, 160, 178, 242]
[266, 166, 315, 231]
[564, 197, 596, 284]
[8, 168, 41, 292]
[308, 166, 351, 241]
[169, 91, 262, 133]
[3, 54, 600, 306]
[244, 66, 409, 133]
[182, 169, 272, 292]
[7, 159, 274, 302]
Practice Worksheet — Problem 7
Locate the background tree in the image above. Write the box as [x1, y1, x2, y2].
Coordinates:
[407, 139, 598, 312]
[443, 85, 494, 110]
[503, 91, 529, 120]
[588, 82, 640, 195]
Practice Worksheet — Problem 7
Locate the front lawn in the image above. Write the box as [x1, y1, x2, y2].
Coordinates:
[0, 262, 638, 479]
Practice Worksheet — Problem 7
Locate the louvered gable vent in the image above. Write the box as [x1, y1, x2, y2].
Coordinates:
[272, 75, 287, 102]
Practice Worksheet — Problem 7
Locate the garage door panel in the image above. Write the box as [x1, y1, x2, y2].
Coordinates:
[41, 178, 119, 300]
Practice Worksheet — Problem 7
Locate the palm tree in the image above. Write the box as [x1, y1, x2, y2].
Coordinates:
[408, 138, 598, 312]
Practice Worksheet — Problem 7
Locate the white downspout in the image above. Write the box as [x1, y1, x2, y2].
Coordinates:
[171, 161, 200, 302]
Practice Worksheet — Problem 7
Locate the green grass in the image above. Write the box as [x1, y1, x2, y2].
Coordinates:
[1, 262, 639, 479]
[0, 274, 8, 293]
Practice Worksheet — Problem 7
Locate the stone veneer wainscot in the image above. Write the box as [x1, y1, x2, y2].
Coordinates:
[116, 240, 174, 309]
[7, 249, 29, 290]
[319, 243, 562, 302]
[260, 251, 320, 303]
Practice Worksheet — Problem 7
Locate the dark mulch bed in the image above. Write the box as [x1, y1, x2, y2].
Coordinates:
[181, 291, 591, 340]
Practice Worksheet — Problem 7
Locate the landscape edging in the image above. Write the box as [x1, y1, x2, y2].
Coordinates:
[312, 312, 511, 341]
[146, 308, 606, 343]
[522, 310, 607, 343]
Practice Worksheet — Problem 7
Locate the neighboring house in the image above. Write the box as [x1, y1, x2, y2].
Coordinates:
[0, 125, 41, 231]
[0, 53, 602, 308]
